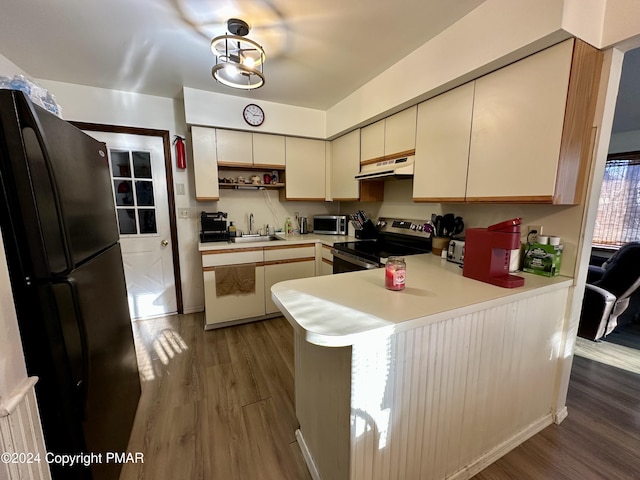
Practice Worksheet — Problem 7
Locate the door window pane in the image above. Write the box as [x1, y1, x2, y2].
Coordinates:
[135, 181, 155, 206]
[108, 148, 157, 237]
[111, 151, 131, 178]
[133, 151, 152, 179]
[117, 209, 137, 234]
[114, 180, 134, 206]
[138, 210, 157, 234]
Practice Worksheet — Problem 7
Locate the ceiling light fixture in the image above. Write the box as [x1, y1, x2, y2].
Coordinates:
[211, 18, 265, 90]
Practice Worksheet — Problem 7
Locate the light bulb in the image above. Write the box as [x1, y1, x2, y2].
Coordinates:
[242, 57, 256, 69]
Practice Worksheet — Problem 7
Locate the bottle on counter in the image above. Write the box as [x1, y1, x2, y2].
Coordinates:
[228, 222, 236, 237]
[385, 256, 406, 291]
[285, 217, 292, 234]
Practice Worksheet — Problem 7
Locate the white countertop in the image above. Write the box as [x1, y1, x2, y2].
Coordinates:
[271, 254, 573, 347]
[198, 232, 357, 251]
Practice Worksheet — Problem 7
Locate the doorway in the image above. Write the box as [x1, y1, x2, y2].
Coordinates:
[72, 122, 183, 318]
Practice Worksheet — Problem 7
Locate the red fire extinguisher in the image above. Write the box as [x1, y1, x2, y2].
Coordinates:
[174, 135, 186, 170]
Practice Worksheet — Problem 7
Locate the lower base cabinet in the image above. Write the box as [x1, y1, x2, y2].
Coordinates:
[265, 244, 316, 314]
[202, 248, 266, 328]
[202, 243, 317, 328]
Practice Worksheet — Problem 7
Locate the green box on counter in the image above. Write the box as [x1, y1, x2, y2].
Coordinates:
[523, 243, 563, 277]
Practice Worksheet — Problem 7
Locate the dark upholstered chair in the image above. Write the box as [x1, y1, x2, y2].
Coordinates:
[578, 242, 640, 341]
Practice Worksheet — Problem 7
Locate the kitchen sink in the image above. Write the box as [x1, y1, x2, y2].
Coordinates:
[231, 235, 282, 243]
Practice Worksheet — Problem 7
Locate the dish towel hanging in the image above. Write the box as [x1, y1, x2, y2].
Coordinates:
[215, 264, 256, 297]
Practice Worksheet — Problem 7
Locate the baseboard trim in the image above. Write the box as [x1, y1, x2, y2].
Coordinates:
[553, 406, 569, 424]
[448, 414, 554, 480]
[295, 429, 321, 480]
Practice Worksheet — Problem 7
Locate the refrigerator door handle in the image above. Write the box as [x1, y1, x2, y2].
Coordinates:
[19, 97, 75, 275]
[52, 277, 90, 419]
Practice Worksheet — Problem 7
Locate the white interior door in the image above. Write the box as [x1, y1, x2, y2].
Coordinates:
[84, 131, 177, 319]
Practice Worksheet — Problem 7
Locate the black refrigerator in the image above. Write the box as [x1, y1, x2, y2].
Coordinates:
[0, 90, 141, 479]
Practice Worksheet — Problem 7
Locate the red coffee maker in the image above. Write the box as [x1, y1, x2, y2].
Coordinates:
[462, 218, 525, 288]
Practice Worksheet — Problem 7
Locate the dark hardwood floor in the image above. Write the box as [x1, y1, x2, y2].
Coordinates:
[121, 313, 640, 480]
[474, 355, 640, 480]
[120, 313, 311, 480]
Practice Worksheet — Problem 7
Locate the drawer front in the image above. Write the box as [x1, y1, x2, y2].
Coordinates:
[202, 248, 264, 268]
[264, 244, 316, 262]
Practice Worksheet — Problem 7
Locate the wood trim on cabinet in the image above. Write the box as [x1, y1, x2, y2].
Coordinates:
[360, 149, 416, 166]
[465, 195, 554, 204]
[414, 197, 467, 203]
[384, 149, 416, 160]
[360, 156, 386, 166]
[321, 244, 333, 251]
[203, 262, 265, 272]
[264, 257, 316, 266]
[332, 197, 360, 202]
[264, 243, 315, 251]
[285, 197, 327, 202]
[217, 162, 255, 168]
[554, 39, 603, 205]
[359, 181, 384, 202]
[202, 247, 264, 254]
[196, 196, 220, 201]
[322, 258, 333, 266]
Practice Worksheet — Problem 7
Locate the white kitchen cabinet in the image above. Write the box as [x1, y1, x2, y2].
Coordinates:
[360, 106, 417, 164]
[284, 137, 326, 201]
[466, 39, 601, 204]
[264, 244, 316, 314]
[318, 244, 333, 276]
[216, 129, 253, 167]
[360, 120, 385, 163]
[413, 82, 474, 202]
[330, 130, 360, 201]
[202, 248, 266, 327]
[384, 106, 417, 158]
[191, 126, 220, 201]
[252, 133, 286, 168]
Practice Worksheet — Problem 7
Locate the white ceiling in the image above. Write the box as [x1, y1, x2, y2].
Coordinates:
[2, 0, 639, 134]
[0, 0, 485, 110]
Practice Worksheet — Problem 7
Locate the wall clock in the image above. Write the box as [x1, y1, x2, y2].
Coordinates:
[243, 104, 265, 127]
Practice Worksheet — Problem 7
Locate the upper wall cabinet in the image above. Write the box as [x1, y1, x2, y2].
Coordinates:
[216, 129, 286, 168]
[466, 39, 602, 204]
[360, 120, 385, 163]
[216, 129, 252, 166]
[284, 137, 326, 201]
[191, 126, 220, 201]
[360, 106, 417, 164]
[330, 130, 360, 201]
[413, 38, 602, 205]
[252, 133, 286, 168]
[413, 82, 475, 202]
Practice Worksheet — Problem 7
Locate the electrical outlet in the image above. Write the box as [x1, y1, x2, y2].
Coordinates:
[527, 225, 543, 243]
[178, 208, 190, 219]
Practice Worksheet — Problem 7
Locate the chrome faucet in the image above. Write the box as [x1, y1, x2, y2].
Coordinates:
[249, 213, 254, 235]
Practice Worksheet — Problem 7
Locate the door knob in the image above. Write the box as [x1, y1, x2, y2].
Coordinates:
[161, 239, 169, 247]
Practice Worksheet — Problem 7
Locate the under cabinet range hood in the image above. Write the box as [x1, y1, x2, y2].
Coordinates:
[355, 156, 414, 181]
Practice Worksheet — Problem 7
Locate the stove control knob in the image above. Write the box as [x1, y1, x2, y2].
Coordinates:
[378, 220, 387, 228]
[417, 225, 424, 232]
[410, 223, 417, 230]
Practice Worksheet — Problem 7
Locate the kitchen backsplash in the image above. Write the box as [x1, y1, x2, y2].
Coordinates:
[342, 178, 583, 276]
[197, 188, 338, 235]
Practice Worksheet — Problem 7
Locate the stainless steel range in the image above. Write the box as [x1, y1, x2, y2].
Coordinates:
[332, 217, 432, 273]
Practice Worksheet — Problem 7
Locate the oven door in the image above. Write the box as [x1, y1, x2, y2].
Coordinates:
[332, 249, 380, 274]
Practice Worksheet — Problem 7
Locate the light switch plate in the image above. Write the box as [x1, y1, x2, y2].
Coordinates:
[175, 183, 185, 195]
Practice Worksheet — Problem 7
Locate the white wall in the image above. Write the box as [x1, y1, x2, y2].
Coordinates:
[326, 0, 570, 138]
[183, 87, 326, 138]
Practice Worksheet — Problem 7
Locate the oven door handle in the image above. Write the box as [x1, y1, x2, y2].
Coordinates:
[331, 249, 380, 269]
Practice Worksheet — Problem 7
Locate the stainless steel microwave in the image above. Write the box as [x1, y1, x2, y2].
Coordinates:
[313, 215, 348, 235]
